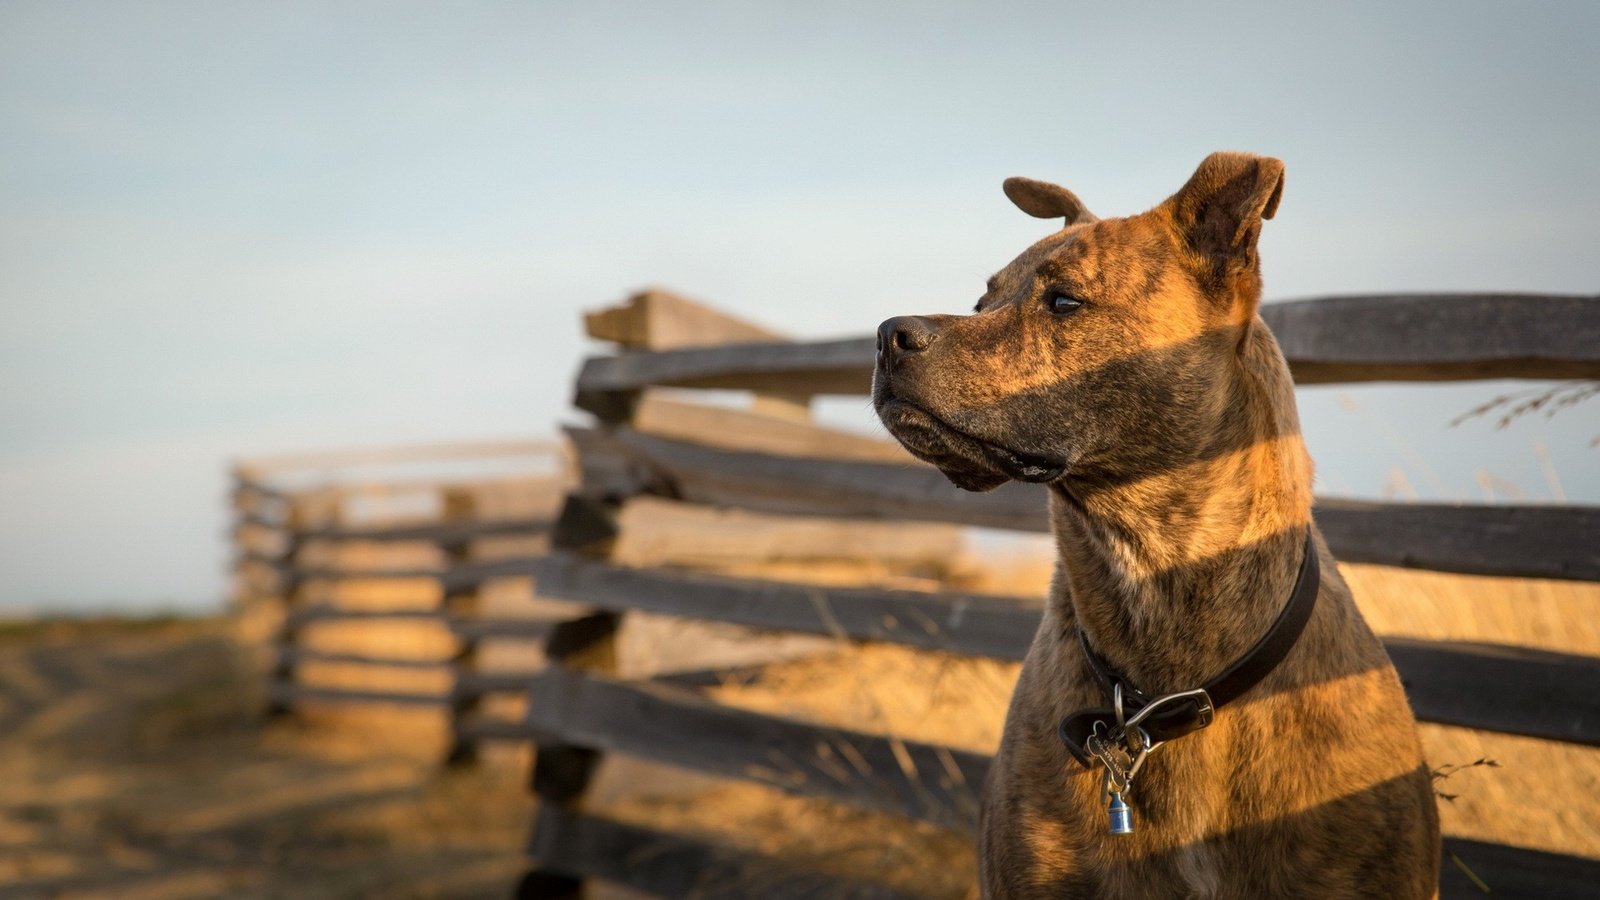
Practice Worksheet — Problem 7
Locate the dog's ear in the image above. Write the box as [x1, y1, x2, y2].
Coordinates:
[1003, 177, 1098, 227]
[1168, 152, 1284, 266]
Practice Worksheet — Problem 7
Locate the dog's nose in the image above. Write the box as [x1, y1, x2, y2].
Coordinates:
[877, 316, 939, 363]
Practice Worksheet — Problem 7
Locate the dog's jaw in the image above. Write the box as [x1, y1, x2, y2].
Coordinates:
[874, 394, 1066, 491]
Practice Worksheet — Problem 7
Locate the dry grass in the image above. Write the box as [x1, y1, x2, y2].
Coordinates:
[1343, 562, 1600, 655]
[0, 617, 534, 899]
[1347, 564, 1600, 859]
[598, 758, 978, 899]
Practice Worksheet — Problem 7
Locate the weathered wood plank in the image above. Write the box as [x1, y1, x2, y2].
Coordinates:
[282, 605, 443, 627]
[607, 496, 965, 570]
[523, 667, 989, 831]
[585, 429, 1599, 581]
[1316, 500, 1600, 582]
[566, 426, 671, 499]
[450, 617, 559, 641]
[631, 395, 911, 463]
[573, 294, 1600, 419]
[453, 670, 541, 699]
[279, 567, 446, 592]
[611, 494, 965, 568]
[522, 554, 1600, 745]
[293, 515, 555, 547]
[1440, 836, 1600, 900]
[456, 714, 536, 744]
[527, 551, 1037, 659]
[439, 557, 549, 593]
[526, 807, 920, 900]
[1263, 293, 1600, 383]
[574, 336, 875, 419]
[275, 648, 451, 670]
[267, 681, 449, 708]
[1387, 638, 1600, 745]
[608, 427, 1049, 531]
[584, 289, 786, 350]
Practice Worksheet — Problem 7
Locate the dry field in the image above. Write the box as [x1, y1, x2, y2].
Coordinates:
[1, 557, 1595, 898]
[0, 617, 533, 899]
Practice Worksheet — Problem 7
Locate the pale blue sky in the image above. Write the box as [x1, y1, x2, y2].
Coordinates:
[2, 2, 1596, 612]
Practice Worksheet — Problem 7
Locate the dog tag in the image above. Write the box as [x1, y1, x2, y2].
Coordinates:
[1107, 791, 1133, 835]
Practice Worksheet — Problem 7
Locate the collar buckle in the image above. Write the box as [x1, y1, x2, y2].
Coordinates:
[1059, 686, 1217, 768]
[1125, 686, 1215, 742]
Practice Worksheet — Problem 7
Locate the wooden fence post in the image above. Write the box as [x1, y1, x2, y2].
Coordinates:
[442, 521, 484, 765]
[515, 619, 620, 899]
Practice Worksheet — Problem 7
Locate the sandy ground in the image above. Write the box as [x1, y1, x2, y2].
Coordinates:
[0, 618, 532, 900]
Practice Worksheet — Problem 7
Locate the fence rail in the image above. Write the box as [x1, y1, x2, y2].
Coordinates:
[575, 425, 1600, 581]
[574, 293, 1600, 419]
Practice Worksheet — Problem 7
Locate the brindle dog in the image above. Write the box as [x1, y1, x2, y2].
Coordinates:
[873, 153, 1439, 898]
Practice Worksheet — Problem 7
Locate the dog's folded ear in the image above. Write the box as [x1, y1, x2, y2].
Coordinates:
[1168, 152, 1285, 265]
[1002, 177, 1098, 227]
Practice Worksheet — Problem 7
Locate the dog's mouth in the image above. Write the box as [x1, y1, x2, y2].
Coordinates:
[875, 395, 1067, 491]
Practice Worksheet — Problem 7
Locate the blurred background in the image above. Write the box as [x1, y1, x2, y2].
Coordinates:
[2, 0, 1596, 616]
[2, 3, 1598, 899]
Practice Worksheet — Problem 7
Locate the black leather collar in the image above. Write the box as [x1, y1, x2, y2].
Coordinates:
[1059, 530, 1321, 766]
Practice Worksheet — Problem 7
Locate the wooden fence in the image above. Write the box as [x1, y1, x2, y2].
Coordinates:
[228, 288, 1600, 897]
[484, 290, 1599, 899]
[230, 439, 570, 762]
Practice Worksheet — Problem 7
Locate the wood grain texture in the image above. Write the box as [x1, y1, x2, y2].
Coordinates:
[282, 605, 442, 627]
[607, 496, 964, 569]
[522, 667, 989, 831]
[630, 394, 911, 463]
[575, 426, 1598, 581]
[1262, 293, 1600, 383]
[527, 807, 919, 900]
[266, 681, 449, 708]
[291, 515, 556, 547]
[525, 551, 1037, 659]
[1315, 499, 1600, 582]
[583, 288, 786, 350]
[516, 554, 1600, 746]
[572, 294, 1600, 419]
[573, 336, 874, 419]
[1439, 837, 1600, 900]
[1386, 638, 1600, 744]
[274, 648, 451, 670]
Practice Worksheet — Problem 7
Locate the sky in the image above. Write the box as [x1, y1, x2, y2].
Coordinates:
[1, 2, 1596, 613]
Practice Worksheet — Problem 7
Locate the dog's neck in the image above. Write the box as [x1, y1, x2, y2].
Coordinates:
[1048, 325, 1314, 694]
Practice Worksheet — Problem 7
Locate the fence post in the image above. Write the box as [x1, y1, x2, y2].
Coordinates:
[442, 561, 484, 764]
[517, 619, 620, 895]
[262, 491, 328, 717]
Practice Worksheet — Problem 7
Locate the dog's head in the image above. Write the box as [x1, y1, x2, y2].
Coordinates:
[873, 152, 1286, 492]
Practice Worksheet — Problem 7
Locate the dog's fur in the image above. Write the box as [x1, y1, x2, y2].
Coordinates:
[873, 153, 1439, 898]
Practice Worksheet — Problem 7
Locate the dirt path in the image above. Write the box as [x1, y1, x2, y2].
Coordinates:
[0, 619, 532, 899]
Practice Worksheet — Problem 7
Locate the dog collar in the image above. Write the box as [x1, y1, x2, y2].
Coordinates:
[1058, 529, 1320, 767]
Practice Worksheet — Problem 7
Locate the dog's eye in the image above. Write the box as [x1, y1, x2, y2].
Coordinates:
[1046, 291, 1084, 316]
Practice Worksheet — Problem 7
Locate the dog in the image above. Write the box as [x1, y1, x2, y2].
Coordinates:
[872, 152, 1439, 898]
